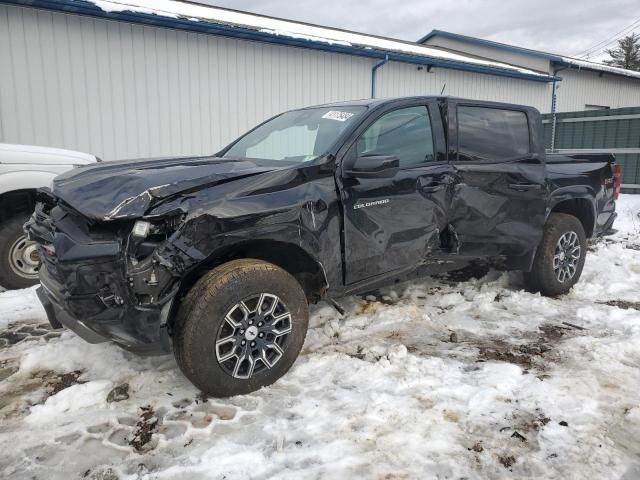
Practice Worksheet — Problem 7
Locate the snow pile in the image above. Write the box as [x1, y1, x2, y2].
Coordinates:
[0, 195, 639, 479]
[613, 194, 640, 235]
[0, 287, 44, 329]
[89, 0, 550, 78]
[27, 381, 113, 424]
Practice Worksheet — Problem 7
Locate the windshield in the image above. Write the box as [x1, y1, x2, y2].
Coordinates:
[223, 106, 366, 162]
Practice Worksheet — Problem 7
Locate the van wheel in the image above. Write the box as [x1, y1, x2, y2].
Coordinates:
[173, 259, 309, 397]
[523, 213, 586, 297]
[0, 215, 41, 290]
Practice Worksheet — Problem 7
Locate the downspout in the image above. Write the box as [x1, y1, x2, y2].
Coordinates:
[550, 65, 567, 150]
[550, 79, 558, 150]
[371, 54, 389, 99]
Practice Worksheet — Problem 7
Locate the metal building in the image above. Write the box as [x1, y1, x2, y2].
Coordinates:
[419, 30, 640, 113]
[1, 0, 639, 161]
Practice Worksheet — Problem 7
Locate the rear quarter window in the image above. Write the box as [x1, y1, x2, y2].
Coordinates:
[457, 106, 530, 161]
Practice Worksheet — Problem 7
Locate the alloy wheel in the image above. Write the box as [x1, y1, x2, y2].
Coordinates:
[215, 293, 292, 379]
[553, 231, 581, 283]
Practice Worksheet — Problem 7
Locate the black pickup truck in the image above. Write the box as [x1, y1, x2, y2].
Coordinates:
[27, 96, 619, 396]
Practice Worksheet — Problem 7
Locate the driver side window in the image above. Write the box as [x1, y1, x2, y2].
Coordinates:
[357, 106, 434, 167]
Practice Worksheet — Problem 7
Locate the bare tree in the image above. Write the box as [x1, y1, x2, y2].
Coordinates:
[604, 33, 640, 71]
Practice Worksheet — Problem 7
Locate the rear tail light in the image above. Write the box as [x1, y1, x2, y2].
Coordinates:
[613, 163, 621, 200]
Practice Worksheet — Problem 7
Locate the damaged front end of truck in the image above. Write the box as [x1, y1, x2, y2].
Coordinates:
[26, 188, 203, 354]
[25, 156, 335, 355]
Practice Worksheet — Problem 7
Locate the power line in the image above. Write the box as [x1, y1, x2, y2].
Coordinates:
[575, 17, 640, 57]
[574, 17, 640, 58]
[578, 28, 640, 59]
[580, 31, 640, 60]
[580, 30, 640, 59]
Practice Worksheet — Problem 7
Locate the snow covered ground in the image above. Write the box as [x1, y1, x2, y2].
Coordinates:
[1, 195, 640, 480]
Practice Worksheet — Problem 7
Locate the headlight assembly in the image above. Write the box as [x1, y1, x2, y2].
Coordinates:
[131, 214, 184, 240]
[132, 220, 152, 239]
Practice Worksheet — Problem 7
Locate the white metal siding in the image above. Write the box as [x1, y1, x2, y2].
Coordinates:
[555, 68, 640, 112]
[0, 5, 373, 160]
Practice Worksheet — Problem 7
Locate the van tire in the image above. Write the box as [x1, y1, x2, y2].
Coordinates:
[0, 215, 41, 290]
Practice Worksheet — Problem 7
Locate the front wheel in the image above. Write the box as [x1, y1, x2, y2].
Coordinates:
[173, 259, 309, 397]
[0, 214, 41, 290]
[523, 213, 587, 297]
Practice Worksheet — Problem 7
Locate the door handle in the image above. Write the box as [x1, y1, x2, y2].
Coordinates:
[419, 183, 444, 193]
[509, 183, 542, 191]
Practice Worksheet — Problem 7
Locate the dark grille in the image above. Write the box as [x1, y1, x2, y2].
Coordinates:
[29, 196, 124, 295]
[30, 202, 64, 282]
[40, 249, 63, 283]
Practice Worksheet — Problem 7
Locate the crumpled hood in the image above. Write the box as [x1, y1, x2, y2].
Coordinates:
[52, 155, 280, 220]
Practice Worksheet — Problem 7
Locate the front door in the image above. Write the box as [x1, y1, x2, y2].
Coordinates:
[448, 103, 548, 261]
[340, 103, 451, 285]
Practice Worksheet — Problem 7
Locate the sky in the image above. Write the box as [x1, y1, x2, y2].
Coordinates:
[201, 0, 640, 62]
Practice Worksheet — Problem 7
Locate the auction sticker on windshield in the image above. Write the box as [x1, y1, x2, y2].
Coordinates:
[322, 111, 355, 122]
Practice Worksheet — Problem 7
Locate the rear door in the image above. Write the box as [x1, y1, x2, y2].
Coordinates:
[339, 101, 451, 284]
[448, 102, 548, 261]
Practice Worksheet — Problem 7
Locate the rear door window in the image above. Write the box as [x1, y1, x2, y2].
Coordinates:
[457, 106, 530, 161]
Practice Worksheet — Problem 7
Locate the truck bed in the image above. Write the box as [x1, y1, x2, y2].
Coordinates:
[545, 151, 617, 236]
[545, 151, 615, 164]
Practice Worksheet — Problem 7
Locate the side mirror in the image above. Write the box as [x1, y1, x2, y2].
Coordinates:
[345, 155, 400, 179]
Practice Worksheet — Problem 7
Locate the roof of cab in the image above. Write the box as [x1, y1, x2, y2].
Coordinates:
[304, 96, 538, 112]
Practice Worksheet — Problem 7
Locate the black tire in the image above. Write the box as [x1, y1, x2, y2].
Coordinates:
[173, 259, 309, 397]
[0, 214, 40, 290]
[523, 213, 587, 297]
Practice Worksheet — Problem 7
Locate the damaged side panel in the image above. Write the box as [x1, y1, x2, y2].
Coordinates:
[446, 162, 548, 262]
[339, 163, 451, 284]
[143, 164, 342, 293]
[443, 99, 549, 266]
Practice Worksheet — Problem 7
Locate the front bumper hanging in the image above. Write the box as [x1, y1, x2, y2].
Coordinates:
[27, 201, 177, 355]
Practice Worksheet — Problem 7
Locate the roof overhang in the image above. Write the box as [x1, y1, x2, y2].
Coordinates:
[418, 29, 563, 62]
[1, 0, 559, 82]
[419, 29, 640, 81]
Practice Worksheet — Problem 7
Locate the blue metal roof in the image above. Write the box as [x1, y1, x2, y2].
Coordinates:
[2, 0, 558, 83]
[417, 30, 564, 62]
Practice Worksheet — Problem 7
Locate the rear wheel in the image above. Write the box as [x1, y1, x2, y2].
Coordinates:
[0, 214, 40, 290]
[173, 259, 309, 397]
[523, 213, 586, 297]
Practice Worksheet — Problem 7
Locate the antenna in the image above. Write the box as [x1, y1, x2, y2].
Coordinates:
[440, 83, 446, 95]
